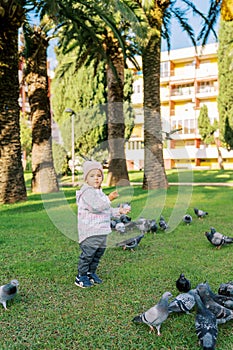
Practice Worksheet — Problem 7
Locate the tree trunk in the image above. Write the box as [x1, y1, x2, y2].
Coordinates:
[214, 137, 224, 170]
[105, 34, 129, 187]
[0, 3, 27, 203]
[142, 35, 168, 190]
[25, 27, 59, 193]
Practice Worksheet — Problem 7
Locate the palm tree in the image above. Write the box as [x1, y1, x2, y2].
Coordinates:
[0, 0, 61, 202]
[52, 1, 142, 187]
[0, 0, 27, 203]
[133, 0, 210, 190]
[113, 0, 219, 191]
[21, 20, 59, 193]
[0, 0, 137, 202]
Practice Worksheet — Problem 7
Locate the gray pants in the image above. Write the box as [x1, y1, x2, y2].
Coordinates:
[78, 235, 107, 276]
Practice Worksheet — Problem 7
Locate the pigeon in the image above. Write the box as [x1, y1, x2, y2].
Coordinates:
[162, 128, 182, 140]
[205, 227, 233, 249]
[196, 283, 233, 324]
[116, 233, 144, 251]
[168, 289, 196, 314]
[194, 291, 218, 350]
[120, 214, 131, 224]
[132, 291, 172, 335]
[218, 281, 233, 297]
[159, 215, 169, 231]
[176, 273, 191, 293]
[0, 279, 19, 310]
[135, 217, 151, 234]
[115, 222, 126, 234]
[202, 281, 233, 310]
[110, 216, 121, 229]
[182, 214, 192, 225]
[124, 221, 138, 231]
[194, 208, 208, 219]
[148, 219, 158, 234]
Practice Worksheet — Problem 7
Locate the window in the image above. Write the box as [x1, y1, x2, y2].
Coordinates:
[160, 61, 170, 78]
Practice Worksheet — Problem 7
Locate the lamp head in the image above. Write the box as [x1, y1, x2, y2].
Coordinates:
[65, 108, 76, 114]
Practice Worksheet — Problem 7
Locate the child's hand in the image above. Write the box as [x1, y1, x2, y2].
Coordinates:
[119, 204, 131, 215]
[108, 191, 119, 201]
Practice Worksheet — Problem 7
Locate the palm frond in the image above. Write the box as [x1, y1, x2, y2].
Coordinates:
[161, 7, 172, 52]
[114, 0, 148, 41]
[170, 6, 197, 50]
[196, 0, 221, 46]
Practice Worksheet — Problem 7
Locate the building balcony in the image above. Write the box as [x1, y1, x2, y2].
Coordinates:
[196, 87, 218, 99]
[160, 68, 218, 84]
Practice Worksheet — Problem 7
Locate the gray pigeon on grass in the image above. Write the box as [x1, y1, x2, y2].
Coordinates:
[196, 283, 233, 324]
[205, 227, 233, 249]
[168, 289, 196, 314]
[132, 291, 172, 335]
[159, 215, 169, 231]
[0, 279, 19, 310]
[218, 281, 233, 297]
[203, 281, 233, 310]
[194, 291, 218, 350]
[194, 208, 208, 219]
[182, 214, 192, 225]
[116, 233, 144, 251]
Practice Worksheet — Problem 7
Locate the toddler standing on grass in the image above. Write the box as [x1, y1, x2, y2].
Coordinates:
[75, 160, 130, 288]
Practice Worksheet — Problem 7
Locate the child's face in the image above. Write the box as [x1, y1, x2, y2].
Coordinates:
[86, 169, 103, 188]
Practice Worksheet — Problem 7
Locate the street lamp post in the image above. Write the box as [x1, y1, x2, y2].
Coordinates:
[65, 108, 76, 186]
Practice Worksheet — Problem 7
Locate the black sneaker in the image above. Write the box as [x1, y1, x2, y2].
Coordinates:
[87, 273, 103, 284]
[75, 275, 93, 288]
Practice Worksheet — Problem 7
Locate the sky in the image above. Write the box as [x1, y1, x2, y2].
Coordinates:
[47, 0, 220, 68]
[161, 0, 219, 51]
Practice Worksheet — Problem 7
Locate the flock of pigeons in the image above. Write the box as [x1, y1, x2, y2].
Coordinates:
[133, 274, 233, 349]
[111, 203, 233, 348]
[1, 276, 233, 348]
[1, 203, 232, 349]
[112, 204, 233, 251]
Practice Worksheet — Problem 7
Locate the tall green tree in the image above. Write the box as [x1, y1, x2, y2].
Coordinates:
[199, 0, 233, 150]
[132, 0, 207, 190]
[217, 18, 233, 150]
[52, 54, 108, 157]
[198, 104, 223, 169]
[0, 0, 27, 203]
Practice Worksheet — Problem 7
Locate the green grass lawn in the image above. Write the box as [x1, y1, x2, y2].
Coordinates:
[1, 172, 233, 349]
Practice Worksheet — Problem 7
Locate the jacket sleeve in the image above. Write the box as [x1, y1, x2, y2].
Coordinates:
[111, 207, 121, 217]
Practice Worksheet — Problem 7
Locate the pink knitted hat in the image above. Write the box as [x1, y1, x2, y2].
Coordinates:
[83, 160, 104, 180]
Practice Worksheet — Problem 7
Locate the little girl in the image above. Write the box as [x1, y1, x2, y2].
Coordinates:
[75, 160, 130, 288]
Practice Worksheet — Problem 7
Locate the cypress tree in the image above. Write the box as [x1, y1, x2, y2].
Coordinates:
[218, 18, 233, 150]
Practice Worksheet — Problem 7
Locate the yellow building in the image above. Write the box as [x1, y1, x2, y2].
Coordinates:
[126, 43, 233, 170]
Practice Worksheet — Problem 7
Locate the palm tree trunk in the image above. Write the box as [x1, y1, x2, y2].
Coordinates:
[105, 34, 129, 187]
[25, 27, 59, 193]
[0, 4, 27, 203]
[142, 34, 168, 190]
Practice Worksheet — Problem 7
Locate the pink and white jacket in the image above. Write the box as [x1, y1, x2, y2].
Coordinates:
[76, 184, 120, 243]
